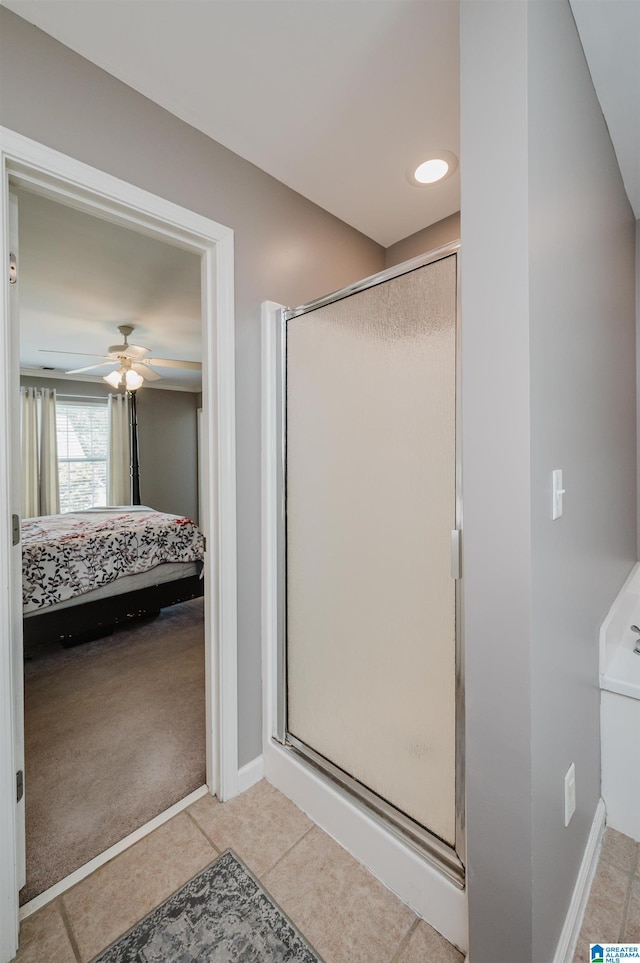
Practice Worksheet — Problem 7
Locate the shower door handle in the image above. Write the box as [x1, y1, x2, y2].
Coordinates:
[451, 530, 462, 580]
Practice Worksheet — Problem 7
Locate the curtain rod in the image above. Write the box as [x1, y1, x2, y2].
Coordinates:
[21, 386, 126, 402]
[57, 394, 110, 402]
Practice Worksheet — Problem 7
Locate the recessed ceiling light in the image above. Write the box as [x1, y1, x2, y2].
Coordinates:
[414, 158, 449, 183]
[407, 151, 458, 187]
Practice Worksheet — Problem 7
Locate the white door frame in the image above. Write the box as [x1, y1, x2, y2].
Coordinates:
[0, 128, 239, 962]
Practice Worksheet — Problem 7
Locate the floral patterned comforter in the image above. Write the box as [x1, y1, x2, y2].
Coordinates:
[22, 507, 205, 614]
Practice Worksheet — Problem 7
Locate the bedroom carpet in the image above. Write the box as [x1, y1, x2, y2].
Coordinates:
[21, 597, 206, 906]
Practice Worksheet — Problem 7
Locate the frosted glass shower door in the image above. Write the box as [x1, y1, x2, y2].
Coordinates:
[285, 254, 458, 845]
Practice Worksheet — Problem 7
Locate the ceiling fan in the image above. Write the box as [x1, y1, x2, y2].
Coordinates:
[40, 325, 202, 390]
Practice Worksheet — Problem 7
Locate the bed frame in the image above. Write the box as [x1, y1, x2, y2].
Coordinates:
[23, 570, 204, 649]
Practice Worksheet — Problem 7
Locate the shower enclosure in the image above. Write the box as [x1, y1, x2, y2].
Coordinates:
[273, 244, 463, 883]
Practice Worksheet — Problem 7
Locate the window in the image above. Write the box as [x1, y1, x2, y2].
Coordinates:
[56, 399, 108, 512]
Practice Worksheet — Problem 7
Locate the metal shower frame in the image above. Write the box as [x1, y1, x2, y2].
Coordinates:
[273, 242, 465, 888]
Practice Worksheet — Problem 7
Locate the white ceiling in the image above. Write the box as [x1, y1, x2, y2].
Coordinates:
[3, 0, 461, 248]
[4, 0, 638, 238]
[570, 0, 640, 218]
[6, 0, 638, 392]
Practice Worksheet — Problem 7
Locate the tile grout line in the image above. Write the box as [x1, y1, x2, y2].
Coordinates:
[183, 808, 223, 856]
[388, 916, 420, 963]
[258, 821, 318, 881]
[57, 895, 83, 963]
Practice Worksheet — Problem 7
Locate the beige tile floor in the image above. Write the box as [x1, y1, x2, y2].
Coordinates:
[14, 779, 465, 963]
[15, 783, 638, 963]
[572, 827, 640, 963]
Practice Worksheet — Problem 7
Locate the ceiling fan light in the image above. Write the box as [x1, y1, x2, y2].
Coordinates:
[125, 369, 144, 390]
[103, 369, 123, 389]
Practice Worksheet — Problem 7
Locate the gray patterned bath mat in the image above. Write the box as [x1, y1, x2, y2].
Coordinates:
[92, 850, 322, 962]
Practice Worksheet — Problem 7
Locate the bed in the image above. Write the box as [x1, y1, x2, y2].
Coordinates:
[22, 506, 205, 647]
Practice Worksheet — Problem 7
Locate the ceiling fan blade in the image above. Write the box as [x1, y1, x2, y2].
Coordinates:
[132, 362, 161, 381]
[144, 357, 202, 370]
[40, 350, 112, 359]
[66, 362, 117, 374]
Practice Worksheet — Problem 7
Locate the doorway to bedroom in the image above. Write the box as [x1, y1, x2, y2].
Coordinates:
[0, 129, 238, 947]
[16, 186, 208, 906]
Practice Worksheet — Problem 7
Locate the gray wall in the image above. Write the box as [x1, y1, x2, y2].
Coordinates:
[0, 7, 384, 766]
[461, 4, 534, 956]
[19, 375, 200, 522]
[637, 218, 640, 554]
[135, 389, 200, 522]
[461, 2, 637, 961]
[528, 5, 636, 959]
[384, 212, 460, 268]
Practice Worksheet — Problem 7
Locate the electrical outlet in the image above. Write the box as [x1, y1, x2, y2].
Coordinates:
[564, 763, 576, 826]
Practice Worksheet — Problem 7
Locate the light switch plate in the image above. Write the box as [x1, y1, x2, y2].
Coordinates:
[552, 469, 565, 520]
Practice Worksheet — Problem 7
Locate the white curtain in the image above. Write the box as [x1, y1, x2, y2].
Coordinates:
[21, 387, 39, 519]
[107, 392, 131, 505]
[20, 386, 60, 518]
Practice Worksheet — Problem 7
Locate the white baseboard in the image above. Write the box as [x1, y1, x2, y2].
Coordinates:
[264, 739, 468, 954]
[237, 755, 265, 794]
[553, 797, 606, 963]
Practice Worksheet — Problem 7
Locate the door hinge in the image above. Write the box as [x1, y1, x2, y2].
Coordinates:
[12, 514, 20, 547]
[9, 252, 17, 284]
[16, 770, 24, 803]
